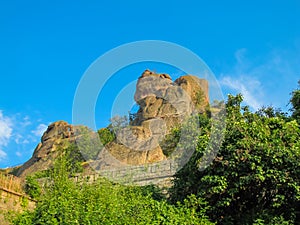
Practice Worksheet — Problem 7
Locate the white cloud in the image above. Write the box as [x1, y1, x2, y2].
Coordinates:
[219, 46, 300, 111]
[31, 124, 48, 137]
[15, 134, 30, 144]
[22, 139, 29, 144]
[0, 111, 49, 165]
[14, 134, 23, 144]
[0, 111, 13, 160]
[20, 115, 32, 127]
[0, 111, 12, 146]
[0, 149, 7, 160]
[220, 76, 263, 110]
[220, 49, 264, 110]
[234, 48, 248, 65]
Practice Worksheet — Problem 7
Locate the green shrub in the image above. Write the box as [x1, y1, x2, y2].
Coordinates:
[24, 176, 41, 199]
[97, 127, 115, 145]
[13, 153, 213, 225]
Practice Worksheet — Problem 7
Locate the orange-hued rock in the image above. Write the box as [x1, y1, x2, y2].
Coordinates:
[95, 70, 209, 167]
[132, 70, 209, 128]
[15, 70, 210, 176]
[16, 121, 80, 178]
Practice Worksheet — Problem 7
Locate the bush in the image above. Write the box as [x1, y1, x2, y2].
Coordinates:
[13, 153, 213, 225]
[97, 127, 115, 145]
[24, 176, 41, 199]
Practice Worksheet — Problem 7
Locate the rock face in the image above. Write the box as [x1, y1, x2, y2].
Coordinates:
[132, 70, 208, 128]
[16, 121, 78, 178]
[16, 70, 209, 177]
[96, 70, 209, 168]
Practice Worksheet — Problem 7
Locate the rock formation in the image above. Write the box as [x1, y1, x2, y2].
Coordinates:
[16, 70, 209, 177]
[95, 70, 209, 168]
[16, 121, 79, 178]
[132, 70, 209, 128]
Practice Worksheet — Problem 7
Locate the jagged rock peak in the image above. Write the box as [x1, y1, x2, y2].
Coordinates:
[140, 69, 172, 80]
[16, 121, 79, 178]
[132, 70, 209, 128]
[41, 121, 74, 142]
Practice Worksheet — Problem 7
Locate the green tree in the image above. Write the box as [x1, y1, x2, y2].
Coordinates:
[290, 80, 300, 124]
[171, 94, 300, 224]
[97, 127, 115, 145]
[75, 127, 100, 161]
[24, 176, 41, 199]
[13, 151, 213, 225]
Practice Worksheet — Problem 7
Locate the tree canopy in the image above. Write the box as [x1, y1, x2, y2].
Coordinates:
[171, 94, 300, 224]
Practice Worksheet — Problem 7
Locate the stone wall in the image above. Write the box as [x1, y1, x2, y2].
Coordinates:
[0, 187, 36, 224]
[72, 160, 177, 187]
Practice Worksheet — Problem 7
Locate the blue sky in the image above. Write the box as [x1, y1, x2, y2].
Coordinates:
[0, 0, 299, 168]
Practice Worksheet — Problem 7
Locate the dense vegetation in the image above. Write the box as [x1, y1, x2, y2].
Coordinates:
[290, 81, 300, 124]
[11, 81, 300, 224]
[171, 93, 300, 224]
[12, 153, 212, 225]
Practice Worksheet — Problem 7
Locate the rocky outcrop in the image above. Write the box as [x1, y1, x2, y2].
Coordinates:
[132, 70, 209, 129]
[95, 70, 209, 168]
[174, 75, 209, 110]
[16, 121, 79, 178]
[16, 70, 209, 177]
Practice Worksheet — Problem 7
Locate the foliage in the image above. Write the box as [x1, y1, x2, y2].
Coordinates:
[24, 176, 41, 199]
[31, 169, 52, 179]
[290, 80, 300, 124]
[97, 127, 115, 145]
[194, 90, 206, 110]
[171, 94, 300, 224]
[74, 126, 100, 161]
[12, 153, 213, 225]
[12, 82, 300, 225]
[160, 126, 181, 157]
[255, 105, 288, 120]
[62, 143, 84, 174]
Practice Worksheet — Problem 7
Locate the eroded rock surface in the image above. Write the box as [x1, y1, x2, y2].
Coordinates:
[96, 70, 209, 168]
[16, 121, 79, 178]
[16, 70, 209, 176]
